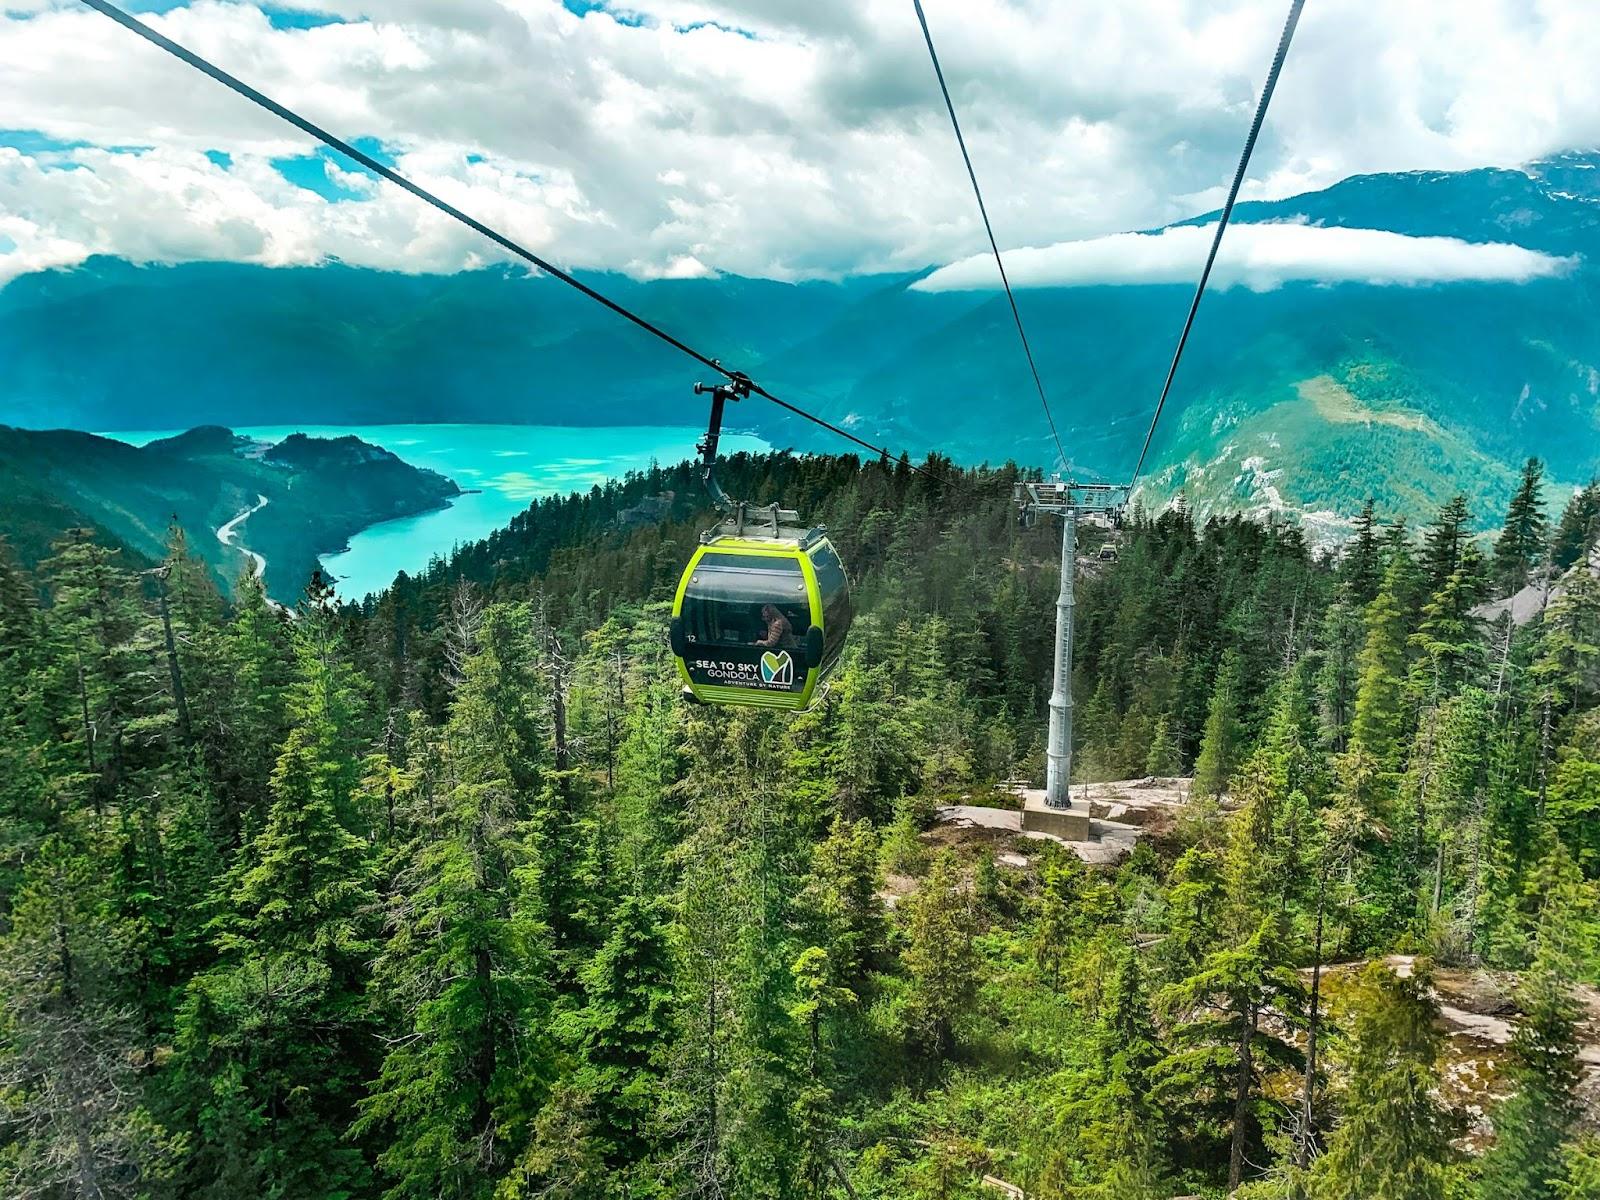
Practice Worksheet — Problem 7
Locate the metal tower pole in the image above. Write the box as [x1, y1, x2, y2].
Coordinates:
[1046, 508, 1077, 808]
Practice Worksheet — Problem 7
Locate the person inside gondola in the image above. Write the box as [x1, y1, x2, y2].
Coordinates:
[754, 602, 794, 649]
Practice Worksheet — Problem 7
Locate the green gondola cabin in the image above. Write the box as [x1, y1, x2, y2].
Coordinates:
[670, 528, 852, 710]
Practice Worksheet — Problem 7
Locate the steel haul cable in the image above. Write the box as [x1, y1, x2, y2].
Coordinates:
[912, 0, 1069, 475]
[78, 0, 970, 491]
[1127, 0, 1307, 493]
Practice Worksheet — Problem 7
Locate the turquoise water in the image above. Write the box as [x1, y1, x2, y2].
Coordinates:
[107, 424, 768, 599]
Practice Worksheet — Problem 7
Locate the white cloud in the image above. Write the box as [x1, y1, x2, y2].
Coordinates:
[915, 221, 1579, 292]
[0, 141, 606, 282]
[1, 0, 1599, 282]
[0, 212, 87, 287]
[629, 252, 715, 279]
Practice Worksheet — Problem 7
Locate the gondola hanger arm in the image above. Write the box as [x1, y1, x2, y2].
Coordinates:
[692, 366, 752, 515]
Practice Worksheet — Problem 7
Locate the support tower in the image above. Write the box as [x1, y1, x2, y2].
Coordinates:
[1014, 481, 1129, 834]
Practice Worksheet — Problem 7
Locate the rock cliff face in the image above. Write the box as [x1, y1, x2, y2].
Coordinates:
[0, 425, 459, 601]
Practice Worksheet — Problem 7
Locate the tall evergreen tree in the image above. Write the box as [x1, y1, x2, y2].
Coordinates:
[1492, 457, 1549, 594]
[1350, 557, 1412, 766]
[169, 601, 379, 1199]
[1310, 962, 1452, 1200]
[213, 568, 290, 844]
[1421, 494, 1473, 597]
[1194, 651, 1244, 798]
[1474, 966, 1583, 1200]
[902, 852, 979, 1059]
[1144, 711, 1183, 776]
[1076, 947, 1167, 1188]
[42, 531, 146, 814]
[1154, 918, 1304, 1192]
[554, 893, 672, 1169]
[1343, 499, 1383, 604]
[0, 835, 175, 1198]
[1407, 560, 1487, 703]
[355, 612, 555, 1198]
[1550, 481, 1599, 573]
[801, 815, 885, 990]
[1314, 586, 1365, 753]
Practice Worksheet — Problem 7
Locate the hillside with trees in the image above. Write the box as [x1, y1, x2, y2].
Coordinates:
[1, 450, 1598, 1199]
[0, 425, 460, 603]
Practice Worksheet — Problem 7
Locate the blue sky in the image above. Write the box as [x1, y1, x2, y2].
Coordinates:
[115, 0, 341, 25]
[271, 138, 391, 200]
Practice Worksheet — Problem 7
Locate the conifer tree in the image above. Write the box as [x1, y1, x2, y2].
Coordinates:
[1314, 587, 1364, 752]
[802, 815, 885, 989]
[157, 522, 224, 742]
[1194, 651, 1244, 798]
[1078, 947, 1166, 1181]
[555, 892, 672, 1168]
[787, 946, 855, 1198]
[286, 572, 371, 831]
[495, 1086, 606, 1200]
[660, 816, 741, 1197]
[162, 761, 227, 988]
[794, 655, 913, 825]
[1343, 499, 1382, 604]
[1309, 962, 1452, 1200]
[213, 567, 290, 843]
[1410, 689, 1493, 936]
[0, 835, 175, 1198]
[1493, 456, 1549, 594]
[0, 540, 60, 904]
[613, 680, 684, 892]
[43, 531, 145, 813]
[355, 637, 555, 1199]
[1420, 494, 1473, 596]
[1154, 917, 1304, 1192]
[902, 852, 978, 1058]
[1558, 1140, 1600, 1200]
[1350, 557, 1412, 766]
[1535, 565, 1600, 717]
[1550, 481, 1599, 573]
[169, 598, 379, 1198]
[1161, 847, 1225, 980]
[1222, 683, 1318, 929]
[1144, 710, 1183, 776]
[1474, 966, 1583, 1200]
[1407, 560, 1487, 703]
[1548, 715, 1600, 875]
[1030, 856, 1079, 990]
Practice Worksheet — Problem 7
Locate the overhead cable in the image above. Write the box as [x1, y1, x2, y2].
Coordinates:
[1127, 0, 1306, 491]
[912, 0, 1069, 474]
[79, 0, 965, 489]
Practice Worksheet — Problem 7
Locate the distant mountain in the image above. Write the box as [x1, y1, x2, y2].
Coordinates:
[3, 153, 1598, 533]
[0, 426, 459, 601]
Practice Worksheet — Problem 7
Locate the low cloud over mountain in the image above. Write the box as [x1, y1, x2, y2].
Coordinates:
[916, 222, 1577, 293]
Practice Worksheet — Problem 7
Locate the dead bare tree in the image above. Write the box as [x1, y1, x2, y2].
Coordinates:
[441, 579, 484, 694]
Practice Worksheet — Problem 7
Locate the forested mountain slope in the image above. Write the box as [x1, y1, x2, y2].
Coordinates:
[0, 424, 458, 601]
[2, 447, 1599, 1198]
[3, 155, 1598, 529]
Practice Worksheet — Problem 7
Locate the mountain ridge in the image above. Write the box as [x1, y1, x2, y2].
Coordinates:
[3, 153, 1597, 532]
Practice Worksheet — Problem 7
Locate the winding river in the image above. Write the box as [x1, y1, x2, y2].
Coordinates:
[215, 493, 269, 577]
[112, 423, 770, 599]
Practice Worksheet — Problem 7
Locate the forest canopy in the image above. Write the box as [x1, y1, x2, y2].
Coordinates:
[1, 450, 1598, 1199]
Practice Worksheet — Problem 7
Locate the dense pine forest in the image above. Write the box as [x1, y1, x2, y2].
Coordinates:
[3, 449, 1599, 1199]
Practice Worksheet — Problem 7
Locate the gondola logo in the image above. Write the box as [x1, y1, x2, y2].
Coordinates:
[759, 650, 794, 686]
